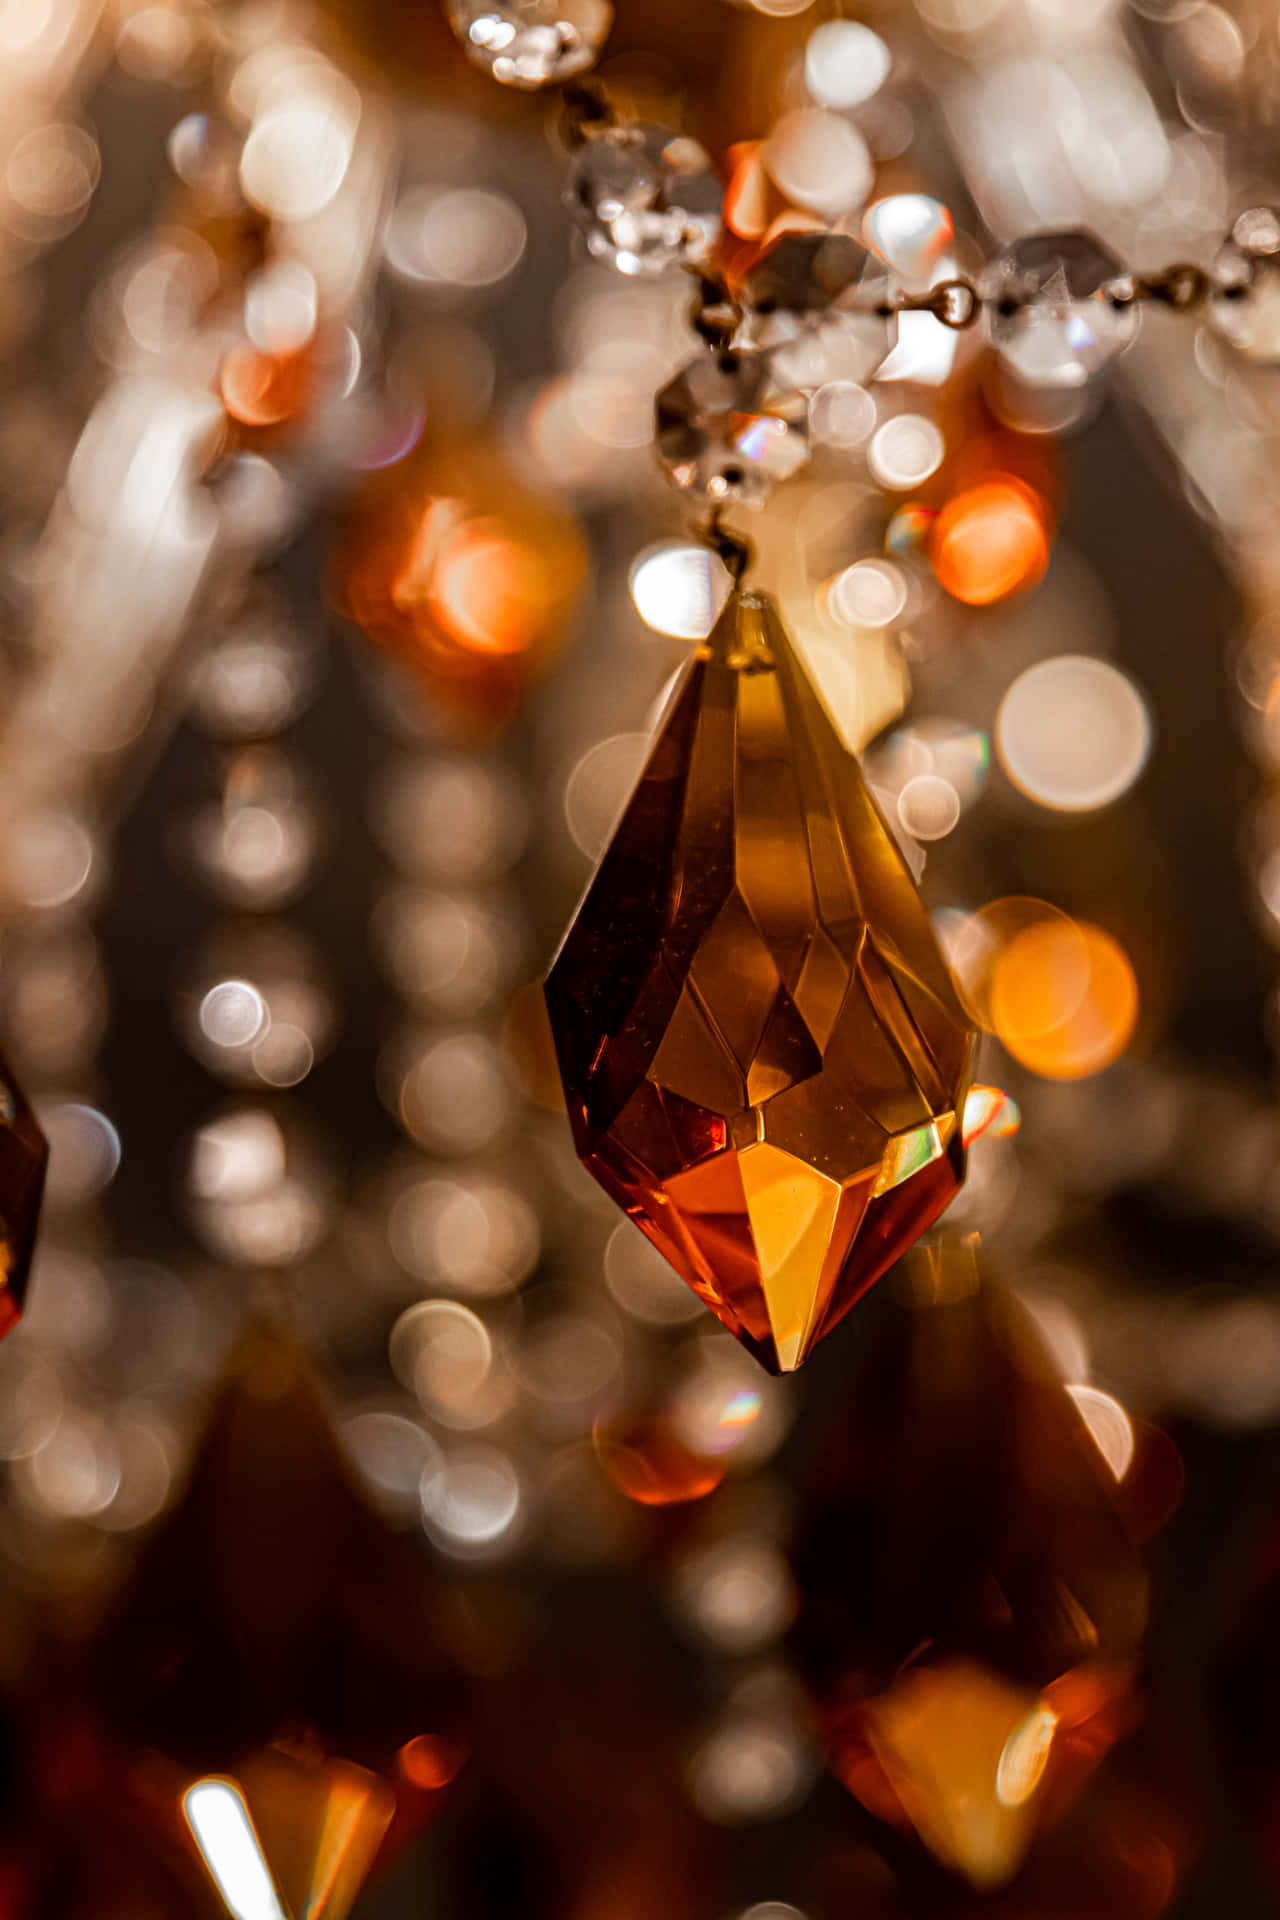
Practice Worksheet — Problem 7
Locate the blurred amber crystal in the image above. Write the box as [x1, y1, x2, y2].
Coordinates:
[790, 1241, 1152, 1890]
[1215, 1510, 1280, 1893]
[84, 1326, 469, 1916]
[545, 590, 974, 1373]
[0, 1052, 48, 1338]
[182, 1745, 395, 1920]
[336, 440, 586, 733]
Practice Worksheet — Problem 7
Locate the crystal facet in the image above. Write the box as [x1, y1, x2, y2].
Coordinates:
[742, 231, 875, 318]
[444, 0, 613, 88]
[544, 592, 975, 1373]
[790, 1243, 1149, 1885]
[1208, 206, 1280, 362]
[739, 231, 895, 390]
[567, 125, 722, 277]
[655, 352, 810, 506]
[981, 230, 1138, 389]
[0, 1052, 47, 1337]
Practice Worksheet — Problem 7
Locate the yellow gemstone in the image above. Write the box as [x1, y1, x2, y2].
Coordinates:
[545, 589, 975, 1371]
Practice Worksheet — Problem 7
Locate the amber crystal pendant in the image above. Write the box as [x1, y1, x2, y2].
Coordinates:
[82, 1326, 469, 1920]
[789, 1240, 1152, 1891]
[544, 589, 975, 1373]
[0, 1052, 48, 1338]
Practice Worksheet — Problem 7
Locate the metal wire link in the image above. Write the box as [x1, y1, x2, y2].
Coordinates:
[700, 507, 754, 586]
[1134, 263, 1212, 311]
[688, 272, 741, 350]
[928, 278, 982, 329]
[895, 263, 1217, 323]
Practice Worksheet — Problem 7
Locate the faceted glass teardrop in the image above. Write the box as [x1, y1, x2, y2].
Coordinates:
[789, 1242, 1151, 1885]
[544, 591, 975, 1373]
[0, 1052, 48, 1338]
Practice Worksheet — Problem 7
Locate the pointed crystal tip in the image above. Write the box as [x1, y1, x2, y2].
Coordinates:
[545, 590, 974, 1371]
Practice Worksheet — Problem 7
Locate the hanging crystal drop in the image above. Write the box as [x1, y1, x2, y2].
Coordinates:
[444, 0, 613, 89]
[544, 591, 975, 1373]
[0, 1050, 48, 1337]
[1207, 207, 1280, 362]
[567, 125, 722, 276]
[655, 350, 810, 505]
[980, 230, 1138, 389]
[789, 1240, 1151, 1887]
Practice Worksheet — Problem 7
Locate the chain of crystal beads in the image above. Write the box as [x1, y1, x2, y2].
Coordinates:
[440, 0, 1280, 509]
[434, 11, 1280, 380]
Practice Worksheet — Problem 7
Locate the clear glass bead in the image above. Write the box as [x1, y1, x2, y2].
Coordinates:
[1208, 208, 1280, 363]
[444, 0, 613, 89]
[567, 125, 722, 277]
[980, 231, 1138, 389]
[739, 231, 894, 390]
[655, 350, 810, 507]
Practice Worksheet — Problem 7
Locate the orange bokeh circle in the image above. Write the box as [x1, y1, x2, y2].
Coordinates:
[931, 479, 1049, 606]
[990, 919, 1138, 1080]
[946, 896, 1079, 1032]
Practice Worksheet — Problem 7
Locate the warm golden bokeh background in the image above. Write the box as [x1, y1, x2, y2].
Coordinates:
[0, 0, 1276, 1916]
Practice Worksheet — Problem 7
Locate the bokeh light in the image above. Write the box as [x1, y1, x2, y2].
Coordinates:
[629, 541, 731, 639]
[1068, 1384, 1136, 1481]
[898, 774, 961, 841]
[388, 1169, 538, 1297]
[864, 194, 954, 279]
[593, 1407, 725, 1506]
[563, 733, 649, 862]
[672, 1537, 797, 1653]
[868, 415, 946, 489]
[419, 1444, 523, 1558]
[962, 1083, 1022, 1145]
[828, 559, 907, 630]
[942, 896, 1079, 1030]
[997, 654, 1151, 811]
[990, 918, 1139, 1079]
[805, 21, 891, 109]
[384, 186, 526, 291]
[932, 480, 1050, 605]
[337, 442, 586, 728]
[765, 109, 872, 218]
